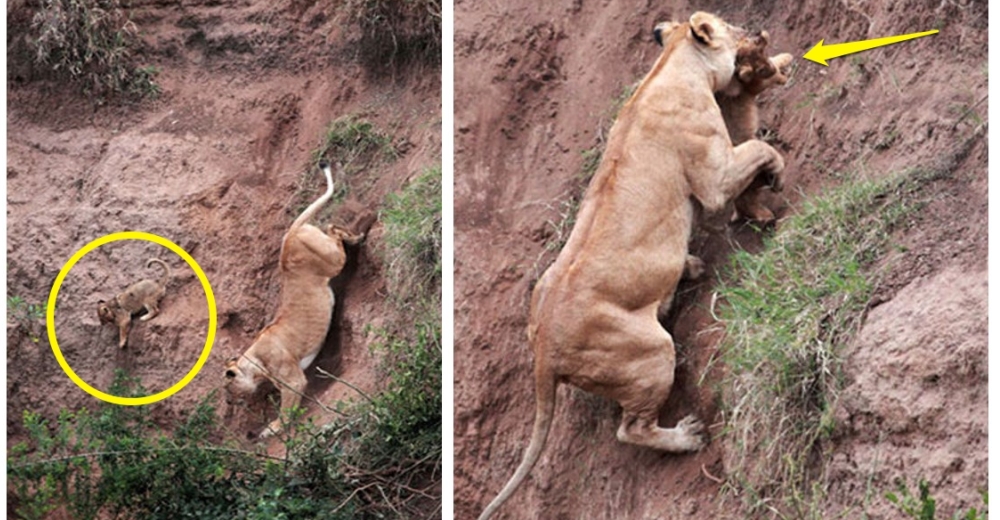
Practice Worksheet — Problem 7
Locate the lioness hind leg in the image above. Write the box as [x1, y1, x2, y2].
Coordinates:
[617, 413, 705, 452]
[601, 325, 705, 452]
[295, 226, 350, 277]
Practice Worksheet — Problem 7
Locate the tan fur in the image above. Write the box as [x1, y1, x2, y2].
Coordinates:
[223, 161, 365, 440]
[478, 13, 785, 520]
[97, 258, 171, 348]
[718, 31, 793, 224]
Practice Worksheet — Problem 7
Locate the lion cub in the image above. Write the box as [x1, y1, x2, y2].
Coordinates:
[97, 258, 171, 348]
[224, 160, 367, 440]
[718, 30, 793, 224]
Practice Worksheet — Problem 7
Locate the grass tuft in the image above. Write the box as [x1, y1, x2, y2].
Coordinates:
[379, 166, 442, 312]
[293, 115, 397, 218]
[716, 167, 948, 518]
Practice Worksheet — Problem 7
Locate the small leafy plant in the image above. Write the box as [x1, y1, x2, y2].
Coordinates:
[8, 295, 46, 343]
[886, 478, 988, 520]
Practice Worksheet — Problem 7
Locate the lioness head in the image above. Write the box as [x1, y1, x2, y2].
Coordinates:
[223, 356, 258, 404]
[652, 12, 747, 92]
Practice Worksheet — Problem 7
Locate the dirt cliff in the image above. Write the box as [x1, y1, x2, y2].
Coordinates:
[454, 0, 986, 518]
[8, 0, 440, 453]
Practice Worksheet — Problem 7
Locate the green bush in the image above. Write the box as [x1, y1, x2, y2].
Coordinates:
[29, 0, 159, 98]
[380, 166, 442, 305]
[311, 116, 397, 171]
[9, 372, 245, 520]
[8, 295, 45, 343]
[8, 372, 356, 519]
[886, 478, 988, 520]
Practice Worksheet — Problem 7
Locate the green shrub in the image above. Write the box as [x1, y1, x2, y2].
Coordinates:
[311, 115, 397, 171]
[8, 372, 352, 520]
[9, 372, 238, 520]
[29, 0, 159, 98]
[886, 478, 988, 520]
[380, 166, 442, 306]
[8, 295, 46, 343]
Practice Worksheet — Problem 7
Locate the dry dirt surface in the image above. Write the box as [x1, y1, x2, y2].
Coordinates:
[454, 0, 986, 519]
[7, 0, 440, 454]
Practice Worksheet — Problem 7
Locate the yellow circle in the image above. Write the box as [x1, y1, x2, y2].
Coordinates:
[47, 231, 217, 406]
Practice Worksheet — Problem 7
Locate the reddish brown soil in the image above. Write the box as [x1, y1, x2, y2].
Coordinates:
[7, 0, 440, 454]
[454, 1, 986, 519]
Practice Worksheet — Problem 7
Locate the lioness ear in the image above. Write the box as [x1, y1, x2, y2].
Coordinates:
[653, 21, 680, 47]
[689, 12, 716, 46]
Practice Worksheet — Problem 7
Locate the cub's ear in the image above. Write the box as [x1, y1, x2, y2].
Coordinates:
[653, 21, 680, 47]
[689, 12, 717, 46]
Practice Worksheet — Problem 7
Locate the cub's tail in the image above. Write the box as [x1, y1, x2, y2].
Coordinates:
[147, 258, 171, 287]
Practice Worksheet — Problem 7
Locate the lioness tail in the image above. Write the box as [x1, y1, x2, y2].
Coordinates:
[289, 160, 336, 235]
[478, 367, 557, 520]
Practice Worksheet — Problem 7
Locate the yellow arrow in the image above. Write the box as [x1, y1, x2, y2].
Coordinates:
[803, 30, 939, 66]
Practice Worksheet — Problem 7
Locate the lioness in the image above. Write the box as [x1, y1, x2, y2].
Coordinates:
[97, 258, 171, 348]
[478, 12, 785, 519]
[224, 160, 365, 439]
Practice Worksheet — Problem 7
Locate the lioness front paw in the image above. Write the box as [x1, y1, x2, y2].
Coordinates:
[765, 156, 786, 193]
[770, 171, 785, 193]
